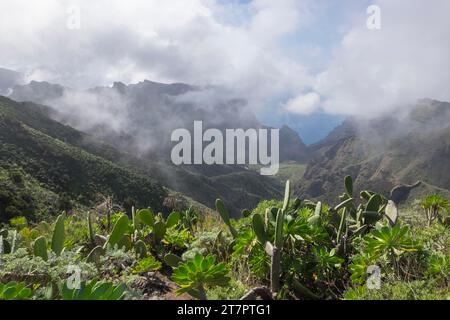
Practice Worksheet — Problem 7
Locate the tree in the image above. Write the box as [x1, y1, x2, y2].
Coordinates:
[421, 194, 449, 226]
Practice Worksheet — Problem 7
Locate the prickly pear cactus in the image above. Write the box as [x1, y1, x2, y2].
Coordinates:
[215, 199, 237, 238]
[164, 253, 182, 268]
[104, 214, 130, 249]
[86, 246, 104, 264]
[344, 176, 353, 197]
[252, 213, 267, 244]
[136, 209, 155, 228]
[33, 236, 48, 261]
[51, 213, 66, 256]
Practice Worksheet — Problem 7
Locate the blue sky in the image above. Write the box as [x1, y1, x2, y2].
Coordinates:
[279, 1, 371, 71]
[243, 0, 372, 143]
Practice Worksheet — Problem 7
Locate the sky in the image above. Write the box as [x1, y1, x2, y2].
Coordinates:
[0, 0, 449, 143]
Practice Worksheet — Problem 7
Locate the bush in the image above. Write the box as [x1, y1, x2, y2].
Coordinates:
[9, 216, 28, 230]
[344, 280, 449, 300]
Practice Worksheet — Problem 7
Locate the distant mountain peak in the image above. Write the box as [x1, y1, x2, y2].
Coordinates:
[112, 81, 127, 94]
[0, 67, 25, 95]
[296, 98, 450, 203]
[7, 78, 310, 162]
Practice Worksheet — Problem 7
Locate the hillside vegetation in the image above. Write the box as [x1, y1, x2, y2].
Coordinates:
[0, 96, 166, 222]
[0, 94, 448, 301]
[0, 178, 448, 300]
[296, 99, 450, 204]
[0, 95, 284, 217]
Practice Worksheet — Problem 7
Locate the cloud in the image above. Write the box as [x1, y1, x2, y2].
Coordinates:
[311, 0, 450, 117]
[1, 0, 449, 121]
[49, 89, 130, 134]
[284, 92, 320, 115]
[0, 0, 313, 107]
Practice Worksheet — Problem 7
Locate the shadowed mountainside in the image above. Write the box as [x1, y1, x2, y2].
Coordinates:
[0, 96, 284, 219]
[0, 96, 166, 222]
[295, 99, 450, 205]
[9, 79, 309, 163]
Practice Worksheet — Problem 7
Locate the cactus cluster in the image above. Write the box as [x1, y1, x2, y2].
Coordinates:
[214, 176, 409, 300]
[1, 172, 445, 301]
[217, 181, 292, 297]
[33, 213, 67, 261]
[85, 207, 182, 264]
[0, 282, 32, 300]
[215, 199, 237, 238]
[327, 176, 398, 255]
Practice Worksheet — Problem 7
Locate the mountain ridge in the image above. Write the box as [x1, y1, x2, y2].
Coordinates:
[296, 99, 450, 204]
[0, 96, 167, 222]
[9, 79, 309, 162]
[5, 75, 450, 214]
[0, 95, 285, 218]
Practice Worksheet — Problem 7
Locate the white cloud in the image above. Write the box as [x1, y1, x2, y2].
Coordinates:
[1, 0, 449, 119]
[312, 0, 450, 117]
[0, 0, 313, 107]
[284, 92, 320, 115]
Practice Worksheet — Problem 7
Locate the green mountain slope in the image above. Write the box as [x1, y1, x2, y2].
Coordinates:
[295, 99, 450, 205]
[0, 96, 284, 219]
[0, 96, 166, 222]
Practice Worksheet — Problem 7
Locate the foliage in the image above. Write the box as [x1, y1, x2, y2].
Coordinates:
[349, 253, 377, 285]
[344, 280, 449, 300]
[0, 248, 98, 288]
[60, 280, 126, 300]
[0, 281, 33, 300]
[207, 278, 248, 300]
[180, 206, 199, 232]
[0, 97, 167, 224]
[364, 225, 418, 258]
[132, 256, 162, 274]
[425, 251, 449, 280]
[9, 216, 28, 230]
[421, 194, 449, 226]
[215, 199, 237, 238]
[172, 254, 230, 300]
[183, 230, 231, 261]
[215, 177, 449, 300]
[0, 169, 448, 300]
[164, 227, 192, 249]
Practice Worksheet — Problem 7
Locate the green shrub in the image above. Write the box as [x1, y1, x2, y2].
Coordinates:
[172, 254, 230, 300]
[132, 256, 162, 274]
[164, 227, 192, 249]
[207, 279, 248, 300]
[9, 216, 28, 229]
[60, 280, 126, 300]
[0, 282, 32, 300]
[344, 280, 449, 300]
